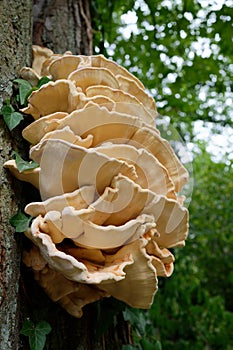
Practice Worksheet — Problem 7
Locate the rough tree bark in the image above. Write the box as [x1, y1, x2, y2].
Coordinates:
[0, 1, 130, 349]
[0, 2, 33, 349]
[32, 0, 93, 55]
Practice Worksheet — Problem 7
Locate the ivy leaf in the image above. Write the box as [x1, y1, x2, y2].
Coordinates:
[8, 112, 24, 129]
[141, 339, 161, 350]
[1, 104, 14, 114]
[12, 151, 38, 173]
[20, 319, 35, 336]
[14, 78, 33, 105]
[1, 104, 23, 131]
[123, 308, 147, 335]
[154, 341, 162, 350]
[21, 319, 52, 350]
[37, 76, 51, 88]
[9, 212, 32, 232]
[24, 86, 39, 104]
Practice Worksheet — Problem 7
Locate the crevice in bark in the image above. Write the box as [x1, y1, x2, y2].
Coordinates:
[33, 0, 93, 54]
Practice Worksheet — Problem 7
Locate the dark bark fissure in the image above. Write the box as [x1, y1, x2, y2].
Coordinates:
[33, 0, 93, 55]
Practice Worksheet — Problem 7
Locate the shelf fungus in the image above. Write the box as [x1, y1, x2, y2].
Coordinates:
[4, 46, 189, 317]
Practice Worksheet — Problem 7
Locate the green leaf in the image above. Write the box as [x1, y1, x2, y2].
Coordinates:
[35, 321, 52, 336]
[24, 86, 38, 102]
[9, 212, 32, 232]
[21, 320, 51, 350]
[21, 319, 35, 336]
[4, 98, 11, 105]
[12, 151, 38, 173]
[1, 104, 14, 114]
[122, 345, 138, 350]
[14, 78, 33, 105]
[123, 308, 147, 335]
[154, 341, 162, 350]
[1, 105, 23, 131]
[37, 76, 51, 88]
[141, 339, 161, 350]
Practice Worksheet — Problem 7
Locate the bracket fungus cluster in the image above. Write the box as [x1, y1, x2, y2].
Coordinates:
[4, 46, 189, 317]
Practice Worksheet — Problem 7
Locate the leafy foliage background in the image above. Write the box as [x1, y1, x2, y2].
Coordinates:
[91, 1, 233, 349]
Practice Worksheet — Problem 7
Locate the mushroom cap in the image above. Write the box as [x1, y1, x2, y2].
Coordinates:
[99, 237, 158, 309]
[49, 55, 84, 80]
[144, 195, 189, 248]
[32, 45, 53, 75]
[86, 85, 156, 124]
[30, 138, 137, 199]
[51, 104, 188, 191]
[44, 209, 155, 249]
[25, 185, 96, 216]
[22, 80, 80, 119]
[129, 127, 189, 192]
[22, 112, 69, 144]
[96, 143, 176, 198]
[40, 126, 94, 148]
[40, 50, 73, 77]
[25, 215, 134, 284]
[20, 67, 40, 86]
[24, 217, 158, 312]
[86, 85, 141, 104]
[25, 172, 188, 250]
[23, 249, 109, 317]
[117, 74, 156, 111]
[3, 160, 40, 189]
[55, 104, 143, 145]
[146, 240, 175, 277]
[106, 175, 188, 248]
[49, 54, 145, 90]
[37, 268, 108, 318]
[68, 67, 119, 91]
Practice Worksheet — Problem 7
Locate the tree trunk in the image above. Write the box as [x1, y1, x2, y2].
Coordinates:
[0, 1, 130, 349]
[32, 0, 93, 55]
[0, 1, 32, 349]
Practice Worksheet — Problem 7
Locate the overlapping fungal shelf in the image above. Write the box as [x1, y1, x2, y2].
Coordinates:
[4, 46, 189, 317]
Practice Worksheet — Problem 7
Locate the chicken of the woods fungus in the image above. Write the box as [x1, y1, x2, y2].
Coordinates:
[4, 46, 189, 318]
